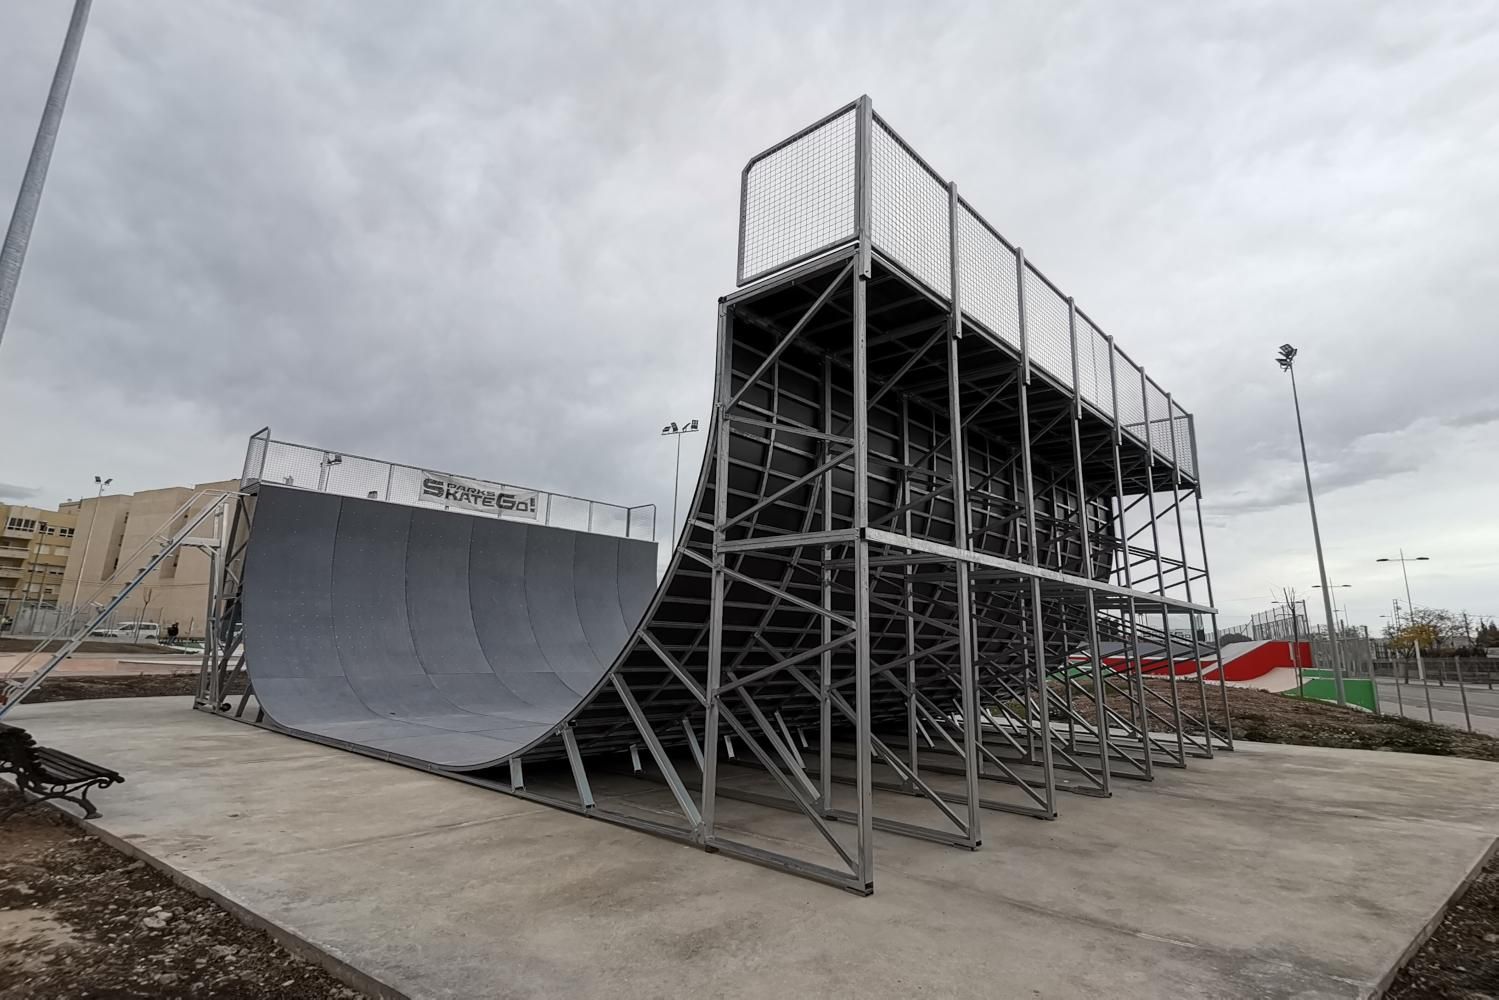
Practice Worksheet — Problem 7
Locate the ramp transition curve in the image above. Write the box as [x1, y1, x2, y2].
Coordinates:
[241, 485, 657, 769]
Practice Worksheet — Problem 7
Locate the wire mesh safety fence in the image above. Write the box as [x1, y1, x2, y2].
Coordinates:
[870, 117, 951, 297]
[1171, 402, 1195, 478]
[1115, 362, 1147, 448]
[1075, 314, 1113, 415]
[735, 97, 1198, 478]
[1145, 379, 1173, 460]
[1022, 267, 1073, 390]
[240, 434, 655, 540]
[738, 104, 858, 285]
[955, 201, 1021, 350]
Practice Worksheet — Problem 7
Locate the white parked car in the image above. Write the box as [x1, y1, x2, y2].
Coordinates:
[90, 622, 161, 641]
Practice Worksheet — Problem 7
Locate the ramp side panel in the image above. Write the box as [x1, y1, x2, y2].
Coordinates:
[244, 483, 660, 770]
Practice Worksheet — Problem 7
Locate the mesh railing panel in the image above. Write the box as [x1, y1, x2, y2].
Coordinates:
[870, 119, 951, 297]
[1022, 267, 1073, 390]
[738, 107, 857, 284]
[1172, 403, 1195, 477]
[1145, 380, 1173, 463]
[1075, 316, 1113, 417]
[955, 203, 1020, 349]
[241, 429, 269, 486]
[246, 436, 653, 540]
[1115, 352, 1147, 446]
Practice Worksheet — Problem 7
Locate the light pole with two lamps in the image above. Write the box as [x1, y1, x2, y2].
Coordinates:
[1277, 344, 1345, 705]
[68, 475, 111, 617]
[1376, 550, 1433, 722]
[660, 419, 699, 542]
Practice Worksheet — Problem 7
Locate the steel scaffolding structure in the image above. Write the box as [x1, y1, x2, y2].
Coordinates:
[200, 96, 1229, 895]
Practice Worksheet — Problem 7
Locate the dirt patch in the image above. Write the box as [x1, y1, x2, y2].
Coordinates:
[1078, 679, 1499, 762]
[0, 638, 188, 654]
[20, 673, 236, 704]
[0, 786, 365, 999]
[1387, 853, 1499, 998]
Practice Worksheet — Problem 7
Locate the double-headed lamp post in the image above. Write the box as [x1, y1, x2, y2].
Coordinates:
[68, 474, 111, 614]
[660, 419, 699, 542]
[1377, 550, 1431, 684]
[1277, 344, 1345, 705]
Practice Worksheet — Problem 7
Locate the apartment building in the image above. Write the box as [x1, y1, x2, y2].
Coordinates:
[56, 480, 237, 637]
[0, 503, 79, 619]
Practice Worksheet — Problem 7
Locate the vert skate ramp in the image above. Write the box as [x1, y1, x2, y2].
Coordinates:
[241, 484, 657, 769]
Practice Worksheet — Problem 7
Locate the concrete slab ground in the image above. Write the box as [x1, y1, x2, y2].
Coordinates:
[9, 697, 1499, 1000]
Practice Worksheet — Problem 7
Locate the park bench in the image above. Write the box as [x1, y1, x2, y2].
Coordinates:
[0, 721, 124, 821]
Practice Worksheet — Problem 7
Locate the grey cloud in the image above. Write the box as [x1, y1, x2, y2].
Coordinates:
[0, 482, 40, 502]
[2, 0, 1496, 622]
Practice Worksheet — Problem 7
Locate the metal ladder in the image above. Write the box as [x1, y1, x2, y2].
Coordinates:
[0, 490, 237, 720]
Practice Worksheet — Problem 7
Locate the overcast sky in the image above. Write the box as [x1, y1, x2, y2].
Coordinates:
[2, 1, 1496, 633]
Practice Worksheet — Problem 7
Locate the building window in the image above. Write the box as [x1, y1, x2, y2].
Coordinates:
[5, 517, 37, 533]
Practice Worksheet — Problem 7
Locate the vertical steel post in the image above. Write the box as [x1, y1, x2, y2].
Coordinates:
[1139, 370, 1188, 759]
[849, 94, 876, 887]
[701, 300, 732, 842]
[1166, 392, 1215, 755]
[820, 353, 835, 814]
[1067, 298, 1111, 791]
[945, 181, 982, 843]
[1013, 248, 1056, 815]
[1191, 489, 1235, 749]
[1107, 340, 1153, 775]
[899, 393, 919, 785]
[1188, 414, 1234, 748]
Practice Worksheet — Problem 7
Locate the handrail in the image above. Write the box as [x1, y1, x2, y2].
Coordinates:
[0, 490, 237, 699]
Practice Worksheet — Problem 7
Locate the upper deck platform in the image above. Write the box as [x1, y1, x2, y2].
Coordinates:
[736, 97, 1198, 488]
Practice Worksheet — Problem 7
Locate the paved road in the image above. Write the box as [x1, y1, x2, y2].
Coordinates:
[1374, 678, 1499, 735]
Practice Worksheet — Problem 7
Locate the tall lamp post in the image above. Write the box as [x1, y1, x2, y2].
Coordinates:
[68, 475, 111, 617]
[1376, 550, 1433, 723]
[0, 1, 93, 356]
[1277, 344, 1345, 705]
[660, 419, 699, 542]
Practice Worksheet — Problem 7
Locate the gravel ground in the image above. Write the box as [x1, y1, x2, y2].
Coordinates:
[1387, 854, 1499, 998]
[0, 786, 365, 999]
[21, 674, 225, 704]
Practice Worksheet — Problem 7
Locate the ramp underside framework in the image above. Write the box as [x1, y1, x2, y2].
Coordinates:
[201, 96, 1230, 894]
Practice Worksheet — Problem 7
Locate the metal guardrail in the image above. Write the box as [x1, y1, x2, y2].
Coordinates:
[735, 99, 1197, 480]
[240, 428, 656, 541]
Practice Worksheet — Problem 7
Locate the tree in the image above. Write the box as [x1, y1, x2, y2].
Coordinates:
[1382, 605, 1458, 654]
[1476, 619, 1499, 649]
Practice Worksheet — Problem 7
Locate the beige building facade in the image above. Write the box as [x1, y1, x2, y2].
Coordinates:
[0, 503, 79, 621]
[55, 480, 237, 639]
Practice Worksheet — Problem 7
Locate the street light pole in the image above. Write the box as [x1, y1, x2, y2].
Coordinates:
[68, 475, 110, 617]
[1376, 550, 1432, 722]
[0, 0, 93, 356]
[659, 419, 699, 542]
[1277, 345, 1345, 705]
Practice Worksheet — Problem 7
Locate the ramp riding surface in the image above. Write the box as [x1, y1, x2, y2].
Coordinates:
[241, 485, 657, 769]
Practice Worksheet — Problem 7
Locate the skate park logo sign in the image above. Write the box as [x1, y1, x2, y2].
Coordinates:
[419, 472, 538, 518]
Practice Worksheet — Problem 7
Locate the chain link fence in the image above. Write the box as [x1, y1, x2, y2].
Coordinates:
[241, 429, 655, 540]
